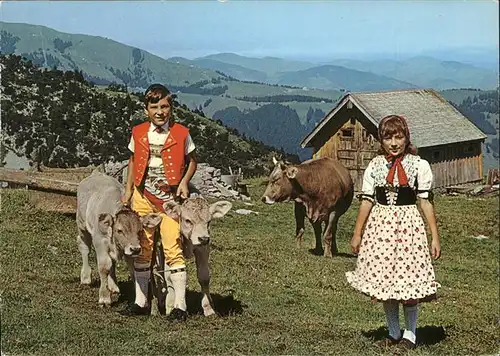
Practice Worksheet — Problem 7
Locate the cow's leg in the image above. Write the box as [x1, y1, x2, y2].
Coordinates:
[77, 229, 92, 285]
[330, 214, 340, 256]
[323, 210, 339, 258]
[193, 245, 216, 316]
[310, 219, 323, 253]
[95, 247, 113, 306]
[294, 202, 306, 248]
[107, 260, 120, 295]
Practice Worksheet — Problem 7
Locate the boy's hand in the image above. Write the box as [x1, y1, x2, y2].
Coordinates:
[176, 181, 190, 199]
[121, 189, 133, 206]
[431, 238, 441, 260]
[350, 235, 362, 255]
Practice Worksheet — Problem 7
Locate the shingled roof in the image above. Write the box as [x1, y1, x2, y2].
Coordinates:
[301, 89, 488, 149]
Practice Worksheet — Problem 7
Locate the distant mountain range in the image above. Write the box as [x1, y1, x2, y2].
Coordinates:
[328, 56, 498, 90]
[2, 21, 497, 93]
[1, 21, 497, 166]
[179, 52, 498, 91]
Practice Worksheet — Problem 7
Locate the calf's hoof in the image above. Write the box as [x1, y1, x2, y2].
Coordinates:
[80, 274, 91, 285]
[203, 308, 216, 317]
[108, 285, 120, 295]
[323, 250, 333, 258]
[166, 308, 187, 322]
[99, 301, 111, 308]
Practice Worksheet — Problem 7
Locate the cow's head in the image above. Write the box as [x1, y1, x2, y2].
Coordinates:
[261, 157, 299, 204]
[163, 196, 232, 252]
[98, 208, 162, 257]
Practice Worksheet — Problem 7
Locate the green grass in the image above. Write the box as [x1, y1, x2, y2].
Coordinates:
[1, 182, 498, 355]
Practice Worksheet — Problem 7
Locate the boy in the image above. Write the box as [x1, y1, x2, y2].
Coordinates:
[122, 84, 198, 320]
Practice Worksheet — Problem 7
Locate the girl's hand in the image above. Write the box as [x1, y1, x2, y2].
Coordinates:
[350, 235, 362, 254]
[431, 238, 441, 260]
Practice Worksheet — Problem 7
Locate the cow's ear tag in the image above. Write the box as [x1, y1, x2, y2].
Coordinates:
[286, 167, 298, 179]
[163, 200, 181, 221]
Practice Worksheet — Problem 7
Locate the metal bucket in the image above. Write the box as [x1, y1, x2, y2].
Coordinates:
[220, 174, 239, 188]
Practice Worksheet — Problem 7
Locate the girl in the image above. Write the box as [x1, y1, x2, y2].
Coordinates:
[345, 115, 441, 350]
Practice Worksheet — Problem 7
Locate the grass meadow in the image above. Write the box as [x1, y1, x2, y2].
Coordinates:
[0, 179, 498, 355]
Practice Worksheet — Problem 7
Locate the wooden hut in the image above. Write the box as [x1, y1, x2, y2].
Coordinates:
[300, 89, 487, 190]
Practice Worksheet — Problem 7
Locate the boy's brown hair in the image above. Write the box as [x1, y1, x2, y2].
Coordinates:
[144, 83, 174, 108]
[377, 115, 417, 155]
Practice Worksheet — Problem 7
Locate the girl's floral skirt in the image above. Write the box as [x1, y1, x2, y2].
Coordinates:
[346, 204, 440, 303]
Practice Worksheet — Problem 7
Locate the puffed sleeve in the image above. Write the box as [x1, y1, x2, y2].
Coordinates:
[417, 159, 433, 199]
[128, 136, 135, 153]
[185, 134, 196, 155]
[357, 159, 375, 203]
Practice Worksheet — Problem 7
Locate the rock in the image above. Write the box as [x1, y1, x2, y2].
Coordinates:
[240, 195, 252, 201]
[472, 234, 489, 240]
[234, 209, 259, 215]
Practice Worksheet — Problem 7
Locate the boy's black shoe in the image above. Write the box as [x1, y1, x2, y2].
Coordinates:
[166, 308, 187, 322]
[120, 303, 150, 316]
[375, 336, 400, 348]
[398, 338, 416, 350]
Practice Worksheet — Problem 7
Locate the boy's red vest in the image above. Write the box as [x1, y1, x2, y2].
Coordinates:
[131, 121, 189, 187]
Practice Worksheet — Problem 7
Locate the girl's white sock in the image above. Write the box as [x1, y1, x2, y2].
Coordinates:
[382, 300, 401, 340]
[403, 304, 418, 343]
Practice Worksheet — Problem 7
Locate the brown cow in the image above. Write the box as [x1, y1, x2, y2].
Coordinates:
[261, 157, 354, 257]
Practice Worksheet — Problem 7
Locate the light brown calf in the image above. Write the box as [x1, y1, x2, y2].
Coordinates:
[163, 196, 232, 316]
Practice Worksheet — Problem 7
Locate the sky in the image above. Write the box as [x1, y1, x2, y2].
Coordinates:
[0, 0, 498, 62]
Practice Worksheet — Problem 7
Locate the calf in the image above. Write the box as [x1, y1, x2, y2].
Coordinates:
[163, 196, 232, 316]
[76, 171, 161, 306]
[262, 157, 354, 257]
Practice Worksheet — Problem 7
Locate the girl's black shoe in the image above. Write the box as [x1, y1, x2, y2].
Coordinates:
[166, 308, 187, 322]
[120, 303, 150, 316]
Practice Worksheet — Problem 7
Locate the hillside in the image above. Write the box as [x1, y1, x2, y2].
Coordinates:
[212, 104, 315, 160]
[275, 65, 418, 91]
[440, 88, 499, 170]
[169, 56, 269, 83]
[0, 21, 224, 88]
[200, 53, 315, 75]
[0, 54, 298, 176]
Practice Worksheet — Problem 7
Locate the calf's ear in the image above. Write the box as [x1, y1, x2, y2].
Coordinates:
[286, 166, 298, 179]
[163, 200, 181, 221]
[141, 213, 162, 229]
[98, 213, 114, 235]
[210, 201, 233, 219]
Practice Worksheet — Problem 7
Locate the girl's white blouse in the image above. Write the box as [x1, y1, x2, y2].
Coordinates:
[361, 155, 433, 199]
